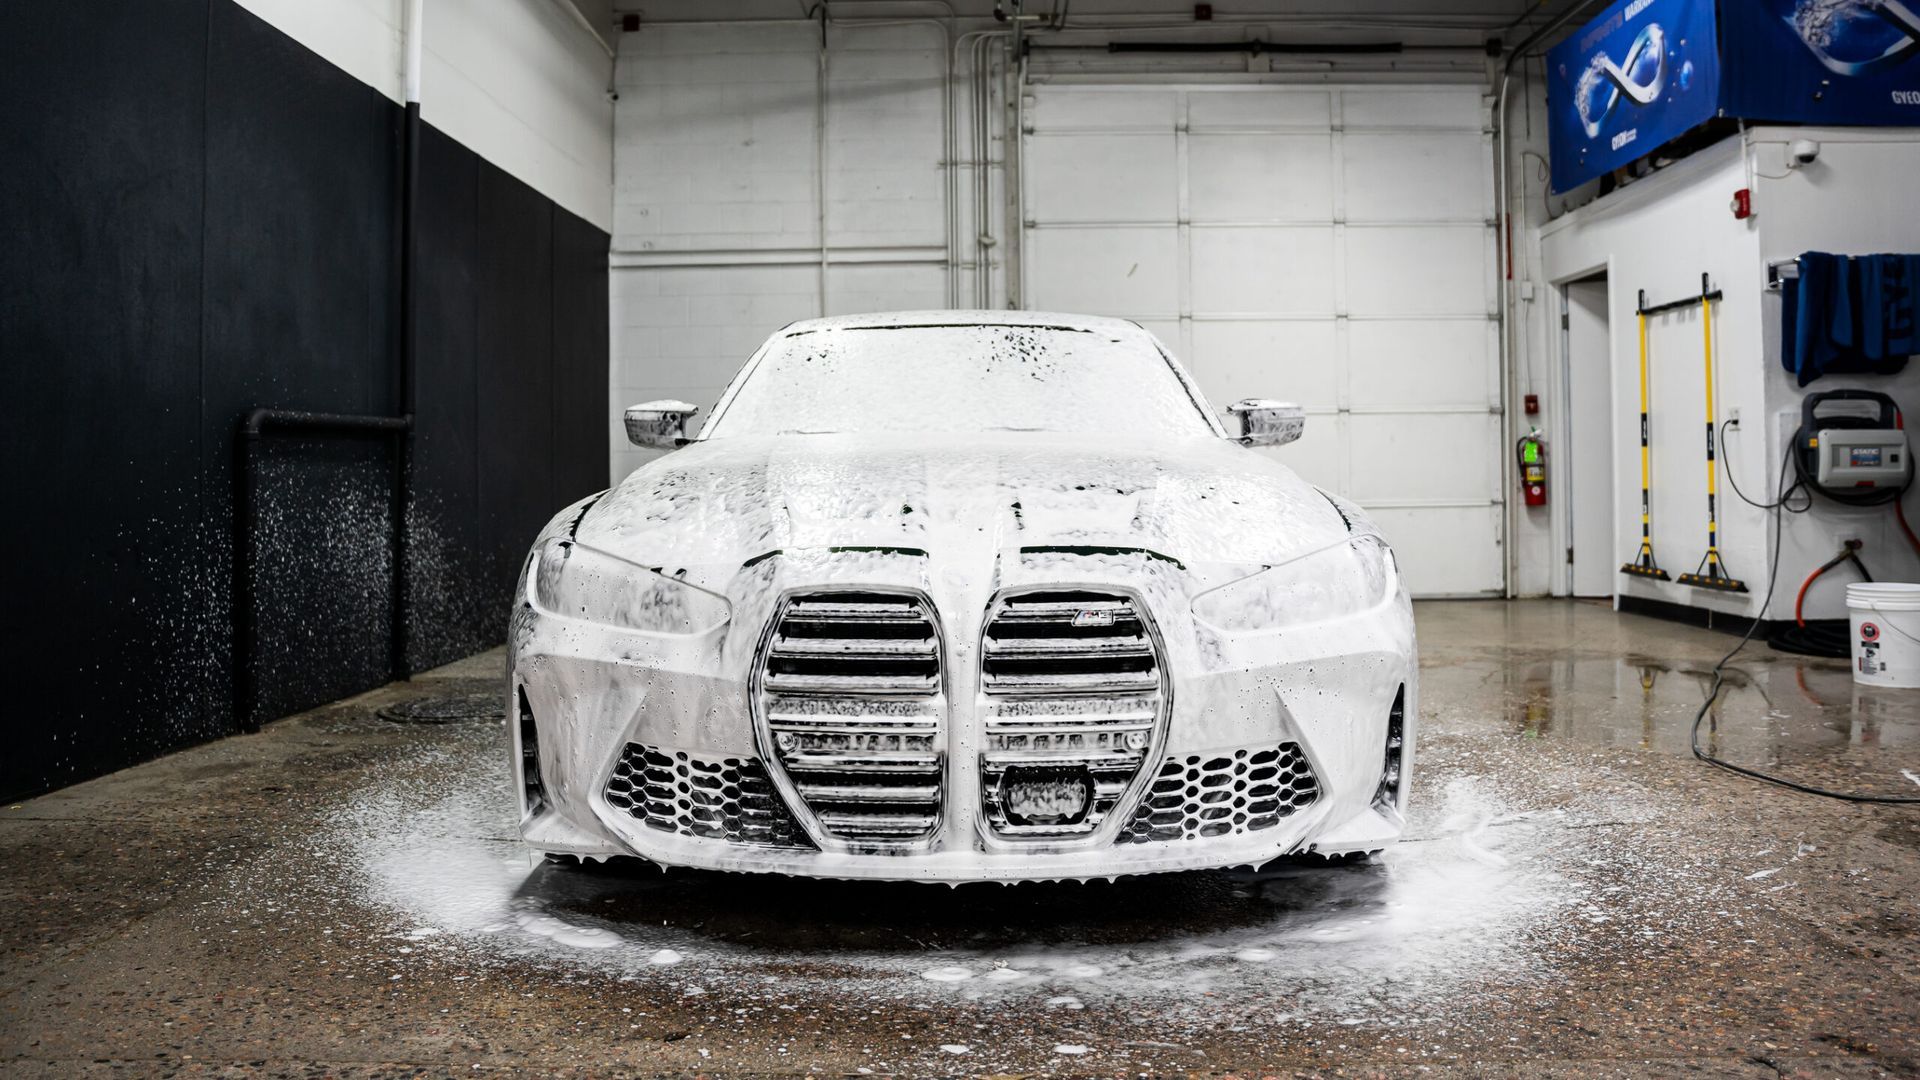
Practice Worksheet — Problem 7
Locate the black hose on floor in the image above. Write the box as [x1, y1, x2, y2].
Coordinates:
[1765, 618, 1852, 658]
[1690, 438, 1920, 804]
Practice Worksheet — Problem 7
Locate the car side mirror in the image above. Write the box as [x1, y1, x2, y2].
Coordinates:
[624, 400, 700, 450]
[1227, 399, 1305, 447]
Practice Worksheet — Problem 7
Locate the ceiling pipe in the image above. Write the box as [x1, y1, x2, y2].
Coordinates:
[1090, 40, 1407, 54]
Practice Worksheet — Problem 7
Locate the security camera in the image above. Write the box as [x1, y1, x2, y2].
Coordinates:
[1788, 138, 1821, 167]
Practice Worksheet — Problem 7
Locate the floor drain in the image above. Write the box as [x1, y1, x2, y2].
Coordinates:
[378, 693, 502, 725]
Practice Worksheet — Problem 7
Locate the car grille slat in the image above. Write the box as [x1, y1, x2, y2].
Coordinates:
[780, 752, 939, 772]
[983, 635, 1151, 657]
[760, 591, 944, 846]
[764, 669, 938, 695]
[765, 716, 941, 734]
[794, 780, 942, 803]
[772, 634, 938, 656]
[980, 670, 1159, 694]
[813, 810, 938, 836]
[979, 591, 1168, 839]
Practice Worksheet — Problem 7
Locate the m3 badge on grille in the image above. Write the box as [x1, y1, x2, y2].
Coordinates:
[1000, 766, 1094, 827]
[1071, 608, 1116, 628]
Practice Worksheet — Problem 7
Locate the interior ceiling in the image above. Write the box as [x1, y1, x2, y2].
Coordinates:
[567, 0, 616, 47]
[611, 0, 1590, 36]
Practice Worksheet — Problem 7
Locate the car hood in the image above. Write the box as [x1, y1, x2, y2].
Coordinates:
[577, 433, 1356, 579]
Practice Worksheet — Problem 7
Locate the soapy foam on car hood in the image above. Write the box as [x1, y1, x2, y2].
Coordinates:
[579, 431, 1350, 574]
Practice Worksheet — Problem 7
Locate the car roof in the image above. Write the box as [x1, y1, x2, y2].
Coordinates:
[775, 310, 1148, 337]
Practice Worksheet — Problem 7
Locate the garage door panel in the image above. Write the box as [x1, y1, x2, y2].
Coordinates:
[1190, 319, 1338, 410]
[1345, 226, 1489, 316]
[1342, 89, 1484, 131]
[1022, 84, 1502, 597]
[1367, 505, 1502, 596]
[1189, 134, 1333, 222]
[1025, 226, 1179, 316]
[1190, 227, 1335, 316]
[1344, 133, 1490, 222]
[1187, 89, 1333, 130]
[1029, 89, 1178, 131]
[1347, 412, 1495, 503]
[1026, 134, 1178, 223]
[1348, 320, 1493, 409]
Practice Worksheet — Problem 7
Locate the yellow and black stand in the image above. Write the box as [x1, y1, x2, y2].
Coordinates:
[1621, 292, 1669, 581]
[1667, 274, 1746, 593]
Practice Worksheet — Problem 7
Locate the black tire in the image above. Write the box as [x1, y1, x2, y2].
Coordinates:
[1286, 849, 1377, 867]
[541, 852, 663, 876]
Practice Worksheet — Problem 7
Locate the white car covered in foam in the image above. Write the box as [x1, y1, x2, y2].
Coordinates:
[510, 311, 1415, 882]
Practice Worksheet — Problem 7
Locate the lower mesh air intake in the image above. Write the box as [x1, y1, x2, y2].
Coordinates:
[605, 744, 814, 849]
[1116, 742, 1319, 844]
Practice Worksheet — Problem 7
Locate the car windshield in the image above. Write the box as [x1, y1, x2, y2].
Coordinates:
[702, 323, 1218, 438]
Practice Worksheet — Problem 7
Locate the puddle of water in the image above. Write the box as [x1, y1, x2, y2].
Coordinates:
[1477, 653, 1920, 768]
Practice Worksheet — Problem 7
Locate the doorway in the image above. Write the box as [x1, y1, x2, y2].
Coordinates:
[1561, 275, 1615, 598]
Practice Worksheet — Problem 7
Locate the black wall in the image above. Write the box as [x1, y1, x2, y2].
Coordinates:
[0, 0, 610, 799]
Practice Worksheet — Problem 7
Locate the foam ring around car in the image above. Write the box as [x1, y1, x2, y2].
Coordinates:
[1001, 765, 1095, 827]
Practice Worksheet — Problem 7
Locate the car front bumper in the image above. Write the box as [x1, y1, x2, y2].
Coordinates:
[509, 551, 1416, 883]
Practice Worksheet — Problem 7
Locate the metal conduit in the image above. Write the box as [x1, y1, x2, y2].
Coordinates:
[232, 0, 432, 730]
[1493, 0, 1608, 597]
[232, 410, 413, 732]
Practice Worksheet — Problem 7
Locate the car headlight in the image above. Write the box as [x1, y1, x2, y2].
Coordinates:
[529, 539, 730, 635]
[1190, 535, 1397, 633]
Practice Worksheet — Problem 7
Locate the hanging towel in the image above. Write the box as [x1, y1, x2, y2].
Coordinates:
[1861, 253, 1920, 359]
[1783, 251, 1916, 386]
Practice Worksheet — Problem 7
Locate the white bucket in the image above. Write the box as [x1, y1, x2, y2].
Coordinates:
[1846, 582, 1920, 689]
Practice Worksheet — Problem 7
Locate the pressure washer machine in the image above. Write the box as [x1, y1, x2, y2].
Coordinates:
[1794, 389, 1912, 500]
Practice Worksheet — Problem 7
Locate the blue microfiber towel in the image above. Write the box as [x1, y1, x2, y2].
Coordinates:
[1787, 251, 1915, 386]
[1865, 253, 1919, 358]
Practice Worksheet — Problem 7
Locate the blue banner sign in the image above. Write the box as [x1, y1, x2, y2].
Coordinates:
[1549, 0, 1721, 193]
[1721, 0, 1920, 124]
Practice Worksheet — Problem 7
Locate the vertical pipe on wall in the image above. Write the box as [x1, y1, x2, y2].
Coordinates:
[1495, 67, 1517, 598]
[973, 35, 993, 308]
[395, 0, 426, 680]
[950, 28, 1008, 308]
[1492, 0, 1606, 598]
[1006, 2, 1025, 307]
[946, 27, 964, 307]
[1007, 48, 1026, 309]
[815, 10, 830, 318]
[404, 0, 425, 104]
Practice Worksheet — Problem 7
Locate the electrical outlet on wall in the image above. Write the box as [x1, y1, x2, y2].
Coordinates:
[1727, 405, 1742, 427]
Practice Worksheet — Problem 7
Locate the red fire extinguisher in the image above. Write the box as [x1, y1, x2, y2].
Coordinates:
[1517, 427, 1548, 507]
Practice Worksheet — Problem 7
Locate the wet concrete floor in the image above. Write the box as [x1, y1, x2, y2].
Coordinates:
[4, 599, 1920, 1077]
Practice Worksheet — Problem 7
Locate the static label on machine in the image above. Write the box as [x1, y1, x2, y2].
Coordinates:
[1851, 447, 1884, 467]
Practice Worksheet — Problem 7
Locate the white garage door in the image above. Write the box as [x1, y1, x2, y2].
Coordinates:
[1022, 84, 1504, 597]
